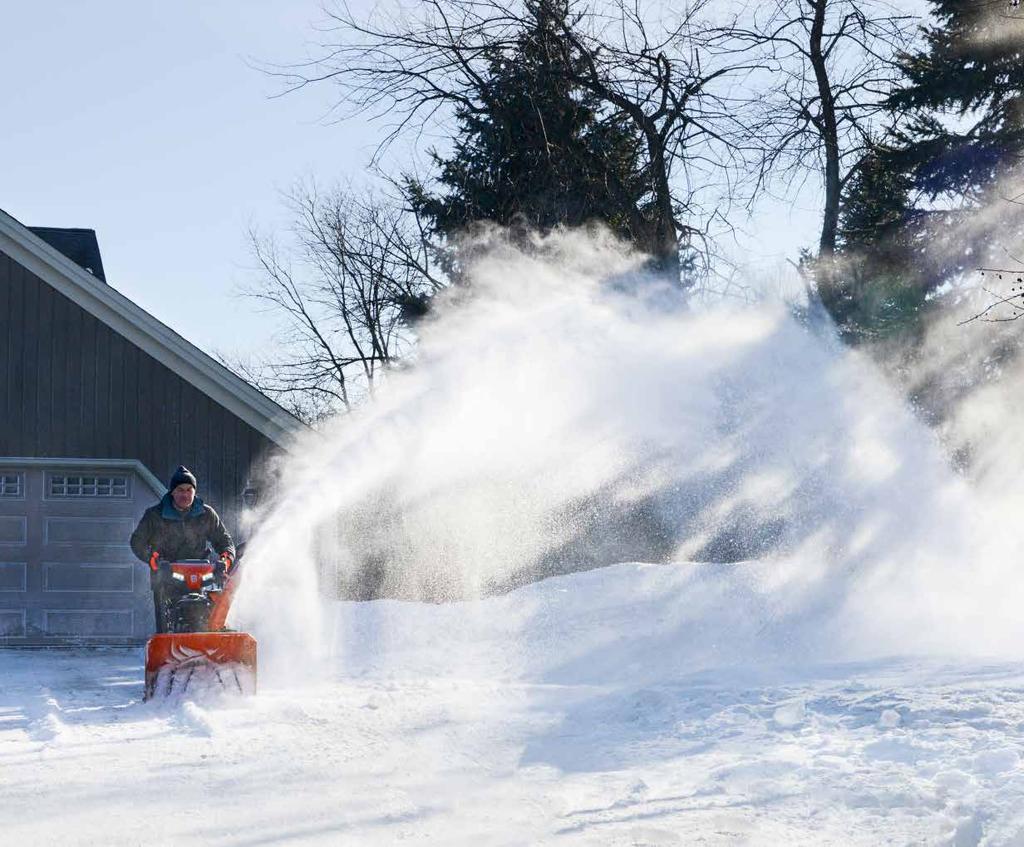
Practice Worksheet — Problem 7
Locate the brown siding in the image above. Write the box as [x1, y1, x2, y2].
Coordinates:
[0, 249, 279, 530]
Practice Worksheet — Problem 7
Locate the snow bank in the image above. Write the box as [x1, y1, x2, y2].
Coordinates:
[325, 555, 1008, 693]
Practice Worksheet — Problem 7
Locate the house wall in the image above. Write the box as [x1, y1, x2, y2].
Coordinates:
[0, 248, 278, 530]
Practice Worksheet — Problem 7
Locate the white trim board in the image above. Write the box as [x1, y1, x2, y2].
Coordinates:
[0, 209, 303, 447]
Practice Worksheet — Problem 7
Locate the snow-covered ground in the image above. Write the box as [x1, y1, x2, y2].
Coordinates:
[4, 562, 1024, 846]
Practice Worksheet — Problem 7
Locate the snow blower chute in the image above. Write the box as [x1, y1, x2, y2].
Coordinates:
[144, 560, 257, 700]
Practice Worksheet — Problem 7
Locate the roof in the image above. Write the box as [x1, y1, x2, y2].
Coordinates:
[0, 208, 304, 447]
[27, 227, 107, 283]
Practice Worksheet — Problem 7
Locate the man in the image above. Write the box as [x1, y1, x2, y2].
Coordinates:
[130, 465, 236, 633]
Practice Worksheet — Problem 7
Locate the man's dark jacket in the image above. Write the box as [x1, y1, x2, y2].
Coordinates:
[130, 494, 236, 564]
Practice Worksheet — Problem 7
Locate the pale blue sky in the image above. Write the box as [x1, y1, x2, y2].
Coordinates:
[2, 2, 820, 362]
[2, 1, 386, 358]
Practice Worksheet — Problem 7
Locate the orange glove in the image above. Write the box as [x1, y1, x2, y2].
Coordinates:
[219, 551, 234, 575]
[149, 551, 161, 572]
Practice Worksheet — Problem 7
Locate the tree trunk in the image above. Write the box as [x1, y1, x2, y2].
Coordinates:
[645, 129, 683, 282]
[808, 0, 841, 259]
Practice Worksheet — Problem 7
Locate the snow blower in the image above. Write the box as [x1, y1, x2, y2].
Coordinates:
[143, 560, 257, 700]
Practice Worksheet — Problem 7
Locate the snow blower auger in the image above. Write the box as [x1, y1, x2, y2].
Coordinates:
[144, 560, 257, 701]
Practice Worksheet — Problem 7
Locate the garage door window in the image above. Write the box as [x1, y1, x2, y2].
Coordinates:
[47, 474, 130, 498]
[0, 473, 23, 497]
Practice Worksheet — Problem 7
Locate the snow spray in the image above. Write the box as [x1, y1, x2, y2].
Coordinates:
[233, 226, 1024, 684]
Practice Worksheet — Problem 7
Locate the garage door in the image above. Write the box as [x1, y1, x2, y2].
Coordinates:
[0, 462, 159, 645]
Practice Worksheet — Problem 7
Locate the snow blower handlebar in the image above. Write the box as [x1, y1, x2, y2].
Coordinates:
[149, 550, 235, 587]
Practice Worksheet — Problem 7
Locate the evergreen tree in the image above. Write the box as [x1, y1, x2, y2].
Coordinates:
[829, 146, 930, 341]
[888, 0, 1024, 204]
[833, 0, 1024, 341]
[406, 1, 657, 262]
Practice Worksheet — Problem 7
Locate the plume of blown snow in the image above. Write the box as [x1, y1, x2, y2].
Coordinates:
[233, 225, 1024, 684]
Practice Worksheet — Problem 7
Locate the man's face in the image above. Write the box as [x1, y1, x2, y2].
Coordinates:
[172, 483, 196, 511]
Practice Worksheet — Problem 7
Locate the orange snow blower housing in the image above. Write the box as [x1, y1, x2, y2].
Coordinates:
[144, 560, 257, 700]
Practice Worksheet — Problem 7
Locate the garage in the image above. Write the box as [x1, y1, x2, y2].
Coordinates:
[1, 209, 302, 648]
[0, 461, 164, 644]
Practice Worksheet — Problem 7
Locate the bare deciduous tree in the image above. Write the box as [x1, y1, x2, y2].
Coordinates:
[236, 184, 444, 422]
[273, 0, 757, 283]
[717, 0, 914, 258]
[961, 263, 1024, 324]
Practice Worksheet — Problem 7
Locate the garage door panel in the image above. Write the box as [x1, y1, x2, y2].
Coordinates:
[0, 463, 161, 644]
[0, 610, 26, 637]
[42, 547, 139, 565]
[0, 517, 27, 544]
[44, 609, 134, 637]
[44, 517, 136, 546]
[39, 500, 137, 516]
[44, 562, 134, 593]
[0, 563, 27, 592]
